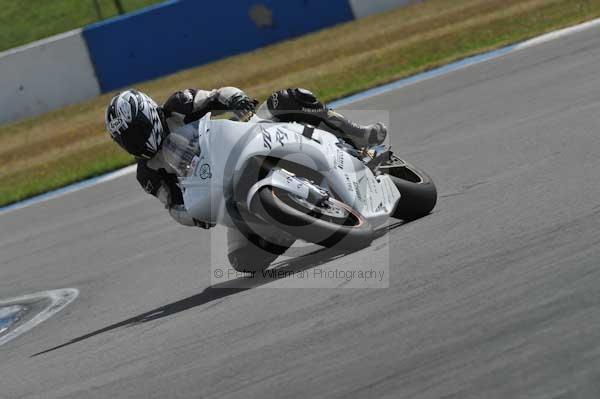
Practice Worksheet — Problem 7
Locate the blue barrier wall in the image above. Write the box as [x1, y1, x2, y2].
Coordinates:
[83, 0, 354, 92]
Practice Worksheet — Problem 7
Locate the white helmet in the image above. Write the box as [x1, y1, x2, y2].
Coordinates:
[105, 89, 167, 159]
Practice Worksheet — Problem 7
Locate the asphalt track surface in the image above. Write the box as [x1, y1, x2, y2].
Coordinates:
[2, 27, 600, 399]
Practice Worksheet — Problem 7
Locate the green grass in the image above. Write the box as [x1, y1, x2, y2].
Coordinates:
[1, 0, 600, 206]
[0, 0, 164, 52]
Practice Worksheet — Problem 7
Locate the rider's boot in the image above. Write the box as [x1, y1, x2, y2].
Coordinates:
[260, 88, 387, 149]
[322, 110, 388, 149]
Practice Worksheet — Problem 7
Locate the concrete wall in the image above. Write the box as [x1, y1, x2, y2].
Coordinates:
[348, 0, 417, 18]
[0, 30, 100, 125]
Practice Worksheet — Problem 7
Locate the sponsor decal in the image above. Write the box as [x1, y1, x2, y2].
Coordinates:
[353, 181, 364, 203]
[366, 176, 379, 195]
[108, 118, 126, 135]
[301, 107, 325, 114]
[270, 92, 279, 109]
[344, 174, 354, 192]
[199, 164, 212, 179]
[374, 202, 387, 213]
[276, 129, 289, 147]
[335, 149, 345, 170]
[262, 129, 272, 149]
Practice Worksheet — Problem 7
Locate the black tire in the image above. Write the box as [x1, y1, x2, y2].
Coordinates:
[252, 186, 374, 250]
[380, 156, 437, 219]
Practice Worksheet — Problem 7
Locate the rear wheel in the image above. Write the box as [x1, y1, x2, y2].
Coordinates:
[379, 156, 437, 219]
[252, 186, 374, 249]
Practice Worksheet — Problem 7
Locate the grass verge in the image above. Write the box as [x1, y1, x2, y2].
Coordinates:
[0, 0, 163, 52]
[1, 0, 599, 206]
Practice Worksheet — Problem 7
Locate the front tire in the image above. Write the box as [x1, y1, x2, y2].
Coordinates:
[252, 187, 374, 250]
[380, 156, 437, 219]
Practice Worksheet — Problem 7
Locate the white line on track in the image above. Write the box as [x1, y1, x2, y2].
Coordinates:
[330, 17, 600, 107]
[0, 288, 79, 347]
[2, 17, 600, 216]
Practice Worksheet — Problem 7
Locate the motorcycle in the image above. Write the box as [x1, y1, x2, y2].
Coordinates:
[162, 112, 437, 271]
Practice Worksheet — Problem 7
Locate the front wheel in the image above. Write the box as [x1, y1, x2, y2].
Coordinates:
[380, 156, 437, 219]
[252, 187, 374, 250]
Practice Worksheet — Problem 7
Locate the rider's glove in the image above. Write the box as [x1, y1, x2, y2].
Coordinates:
[227, 93, 258, 120]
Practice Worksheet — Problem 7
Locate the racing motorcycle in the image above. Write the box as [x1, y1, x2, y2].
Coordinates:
[162, 112, 437, 270]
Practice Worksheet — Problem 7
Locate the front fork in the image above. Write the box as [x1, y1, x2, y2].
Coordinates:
[246, 169, 329, 210]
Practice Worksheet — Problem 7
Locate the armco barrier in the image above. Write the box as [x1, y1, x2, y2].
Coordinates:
[348, 0, 417, 18]
[0, 29, 100, 125]
[83, 0, 355, 92]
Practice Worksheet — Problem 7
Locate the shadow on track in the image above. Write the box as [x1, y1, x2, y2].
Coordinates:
[32, 222, 406, 357]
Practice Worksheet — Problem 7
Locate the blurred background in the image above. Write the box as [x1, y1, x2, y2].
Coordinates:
[1, 0, 598, 207]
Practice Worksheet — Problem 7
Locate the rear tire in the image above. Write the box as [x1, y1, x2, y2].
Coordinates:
[380, 156, 437, 219]
[253, 187, 374, 250]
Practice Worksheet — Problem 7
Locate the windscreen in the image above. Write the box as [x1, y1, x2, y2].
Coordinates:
[161, 133, 200, 177]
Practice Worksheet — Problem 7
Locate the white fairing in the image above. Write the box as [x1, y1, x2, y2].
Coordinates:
[308, 128, 401, 226]
[178, 113, 401, 228]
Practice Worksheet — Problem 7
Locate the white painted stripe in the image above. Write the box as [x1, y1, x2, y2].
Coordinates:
[331, 17, 600, 107]
[2, 16, 600, 215]
[0, 289, 79, 347]
[329, 45, 517, 108]
[513, 17, 600, 51]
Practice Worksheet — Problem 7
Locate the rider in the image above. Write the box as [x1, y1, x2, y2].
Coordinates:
[105, 87, 387, 271]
